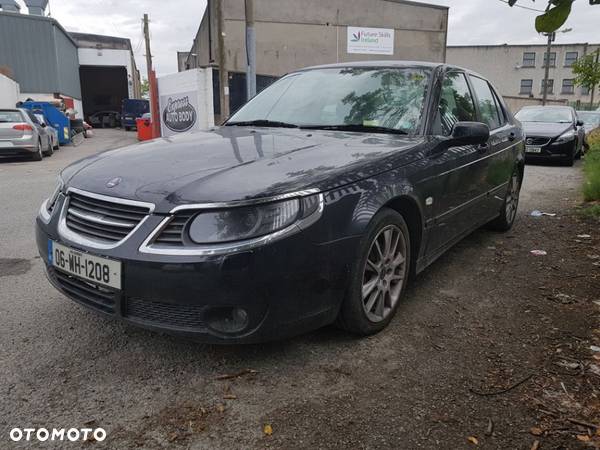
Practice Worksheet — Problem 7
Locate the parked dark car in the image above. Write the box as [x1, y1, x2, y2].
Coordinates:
[36, 62, 524, 343]
[122, 99, 150, 131]
[515, 105, 585, 166]
[88, 111, 121, 129]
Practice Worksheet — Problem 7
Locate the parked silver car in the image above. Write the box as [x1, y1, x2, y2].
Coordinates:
[0, 108, 53, 161]
[34, 112, 59, 150]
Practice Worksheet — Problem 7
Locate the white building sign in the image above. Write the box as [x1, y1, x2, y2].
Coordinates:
[158, 68, 214, 138]
[347, 27, 395, 56]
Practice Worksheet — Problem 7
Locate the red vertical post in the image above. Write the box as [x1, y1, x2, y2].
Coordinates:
[149, 69, 161, 138]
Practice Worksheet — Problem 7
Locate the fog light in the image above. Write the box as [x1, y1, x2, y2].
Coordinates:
[205, 307, 249, 334]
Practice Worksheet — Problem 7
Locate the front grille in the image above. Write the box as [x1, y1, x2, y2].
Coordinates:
[525, 136, 551, 146]
[65, 192, 151, 243]
[50, 268, 117, 314]
[153, 211, 195, 247]
[124, 297, 205, 330]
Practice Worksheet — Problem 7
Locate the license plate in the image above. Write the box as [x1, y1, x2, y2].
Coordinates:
[49, 240, 121, 290]
[526, 146, 542, 153]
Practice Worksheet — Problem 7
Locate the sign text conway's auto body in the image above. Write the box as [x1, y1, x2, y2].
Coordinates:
[347, 27, 395, 55]
[161, 93, 197, 135]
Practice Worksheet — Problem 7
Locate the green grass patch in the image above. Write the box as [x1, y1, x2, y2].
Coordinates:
[579, 203, 600, 219]
[583, 131, 600, 202]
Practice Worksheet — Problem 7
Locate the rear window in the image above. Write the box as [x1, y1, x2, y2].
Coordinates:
[123, 100, 149, 115]
[0, 111, 24, 123]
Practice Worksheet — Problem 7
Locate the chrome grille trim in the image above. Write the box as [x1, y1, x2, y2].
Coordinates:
[58, 187, 155, 250]
[525, 136, 551, 146]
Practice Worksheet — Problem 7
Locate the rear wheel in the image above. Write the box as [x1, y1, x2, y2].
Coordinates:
[43, 137, 53, 157]
[488, 168, 521, 231]
[337, 209, 410, 336]
[31, 140, 43, 161]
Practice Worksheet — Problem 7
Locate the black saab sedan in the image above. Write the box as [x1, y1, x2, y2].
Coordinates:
[36, 62, 524, 343]
[515, 105, 585, 166]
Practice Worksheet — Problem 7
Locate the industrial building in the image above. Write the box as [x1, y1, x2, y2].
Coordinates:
[181, 0, 449, 114]
[447, 43, 600, 105]
[0, 0, 141, 120]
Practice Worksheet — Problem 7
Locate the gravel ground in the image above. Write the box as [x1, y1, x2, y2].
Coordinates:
[1, 130, 598, 449]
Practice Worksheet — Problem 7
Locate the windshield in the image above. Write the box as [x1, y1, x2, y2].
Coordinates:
[578, 112, 600, 127]
[515, 108, 572, 123]
[228, 67, 431, 134]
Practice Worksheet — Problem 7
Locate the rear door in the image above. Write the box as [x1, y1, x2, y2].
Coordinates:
[468, 75, 518, 217]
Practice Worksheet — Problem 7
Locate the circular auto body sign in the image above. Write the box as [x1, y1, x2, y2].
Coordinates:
[162, 94, 197, 133]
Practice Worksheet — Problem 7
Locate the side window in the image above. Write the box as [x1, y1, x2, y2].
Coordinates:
[26, 110, 40, 125]
[469, 76, 502, 130]
[434, 72, 477, 136]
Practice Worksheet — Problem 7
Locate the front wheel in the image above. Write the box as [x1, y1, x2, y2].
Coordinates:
[336, 209, 411, 336]
[488, 168, 521, 232]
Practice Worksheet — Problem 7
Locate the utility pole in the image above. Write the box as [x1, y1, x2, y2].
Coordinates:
[591, 50, 599, 108]
[542, 31, 554, 106]
[143, 13, 160, 137]
[245, 0, 256, 100]
[143, 14, 152, 76]
[216, 0, 230, 121]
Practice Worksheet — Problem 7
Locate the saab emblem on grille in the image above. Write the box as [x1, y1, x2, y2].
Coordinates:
[526, 138, 533, 145]
[106, 177, 122, 188]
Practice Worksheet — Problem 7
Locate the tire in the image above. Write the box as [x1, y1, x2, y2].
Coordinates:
[563, 150, 575, 166]
[124, 126, 131, 131]
[53, 136, 59, 150]
[488, 167, 521, 232]
[43, 138, 53, 157]
[31, 140, 43, 161]
[336, 208, 411, 336]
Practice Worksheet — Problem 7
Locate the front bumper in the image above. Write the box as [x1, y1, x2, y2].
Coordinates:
[36, 198, 358, 343]
[525, 138, 576, 160]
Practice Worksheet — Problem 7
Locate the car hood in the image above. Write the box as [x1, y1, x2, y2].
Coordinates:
[520, 121, 572, 138]
[63, 127, 427, 213]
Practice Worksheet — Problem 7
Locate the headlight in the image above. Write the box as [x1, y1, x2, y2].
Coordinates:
[189, 198, 307, 244]
[39, 177, 63, 223]
[553, 129, 575, 144]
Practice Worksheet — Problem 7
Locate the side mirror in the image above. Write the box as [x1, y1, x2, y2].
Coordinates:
[576, 119, 584, 127]
[41, 123, 47, 128]
[448, 121, 490, 146]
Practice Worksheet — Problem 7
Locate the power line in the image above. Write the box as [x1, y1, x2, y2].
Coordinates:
[497, 0, 547, 13]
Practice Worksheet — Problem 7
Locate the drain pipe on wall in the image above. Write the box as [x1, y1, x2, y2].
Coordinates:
[245, 0, 257, 100]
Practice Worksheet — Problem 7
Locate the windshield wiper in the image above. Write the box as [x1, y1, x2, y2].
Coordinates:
[301, 124, 408, 135]
[225, 119, 299, 128]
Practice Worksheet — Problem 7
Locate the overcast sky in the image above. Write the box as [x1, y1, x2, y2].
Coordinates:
[15, 0, 600, 77]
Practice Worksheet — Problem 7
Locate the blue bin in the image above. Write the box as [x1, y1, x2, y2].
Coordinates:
[21, 101, 71, 145]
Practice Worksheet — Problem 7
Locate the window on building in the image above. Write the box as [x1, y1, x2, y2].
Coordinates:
[520, 79, 533, 95]
[581, 85, 590, 96]
[433, 72, 477, 136]
[469, 75, 503, 130]
[522, 52, 536, 67]
[564, 51, 578, 67]
[543, 52, 556, 67]
[541, 79, 554, 95]
[561, 79, 575, 94]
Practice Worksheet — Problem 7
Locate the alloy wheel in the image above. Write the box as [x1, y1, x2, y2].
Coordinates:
[505, 173, 520, 224]
[361, 225, 407, 323]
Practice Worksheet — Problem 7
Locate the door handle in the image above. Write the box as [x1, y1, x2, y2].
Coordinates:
[508, 132, 516, 142]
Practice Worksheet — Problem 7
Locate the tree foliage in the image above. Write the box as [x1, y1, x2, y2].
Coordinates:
[508, 0, 576, 33]
[571, 50, 600, 106]
[140, 78, 150, 99]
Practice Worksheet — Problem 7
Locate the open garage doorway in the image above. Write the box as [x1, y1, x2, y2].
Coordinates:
[79, 65, 128, 127]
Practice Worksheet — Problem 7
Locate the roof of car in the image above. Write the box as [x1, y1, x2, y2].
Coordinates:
[520, 105, 573, 110]
[298, 61, 488, 78]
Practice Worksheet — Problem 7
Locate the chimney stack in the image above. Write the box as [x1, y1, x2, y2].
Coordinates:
[23, 0, 49, 16]
[0, 0, 21, 13]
